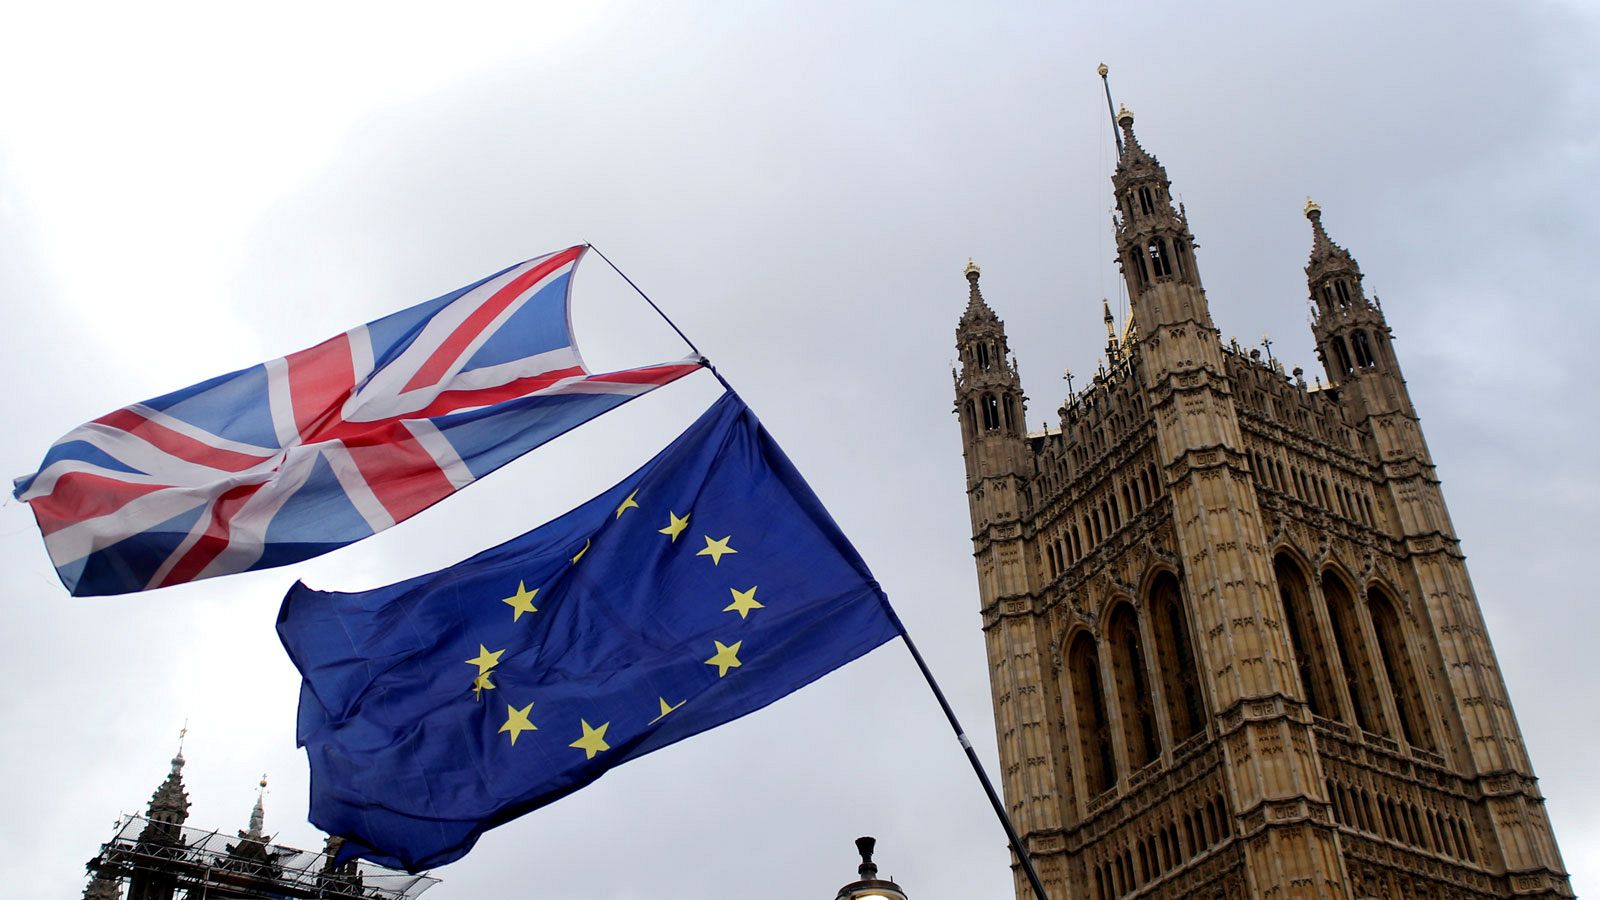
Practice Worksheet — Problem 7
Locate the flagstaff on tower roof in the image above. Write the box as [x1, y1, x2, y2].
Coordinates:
[1098, 63, 1123, 156]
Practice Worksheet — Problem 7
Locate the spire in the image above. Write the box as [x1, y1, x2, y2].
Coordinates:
[147, 735, 189, 823]
[247, 774, 268, 838]
[1114, 104, 1161, 176]
[1103, 298, 1121, 362]
[960, 258, 998, 325]
[1304, 198, 1360, 280]
[138, 727, 191, 845]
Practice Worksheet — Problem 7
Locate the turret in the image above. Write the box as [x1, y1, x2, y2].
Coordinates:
[137, 744, 189, 846]
[953, 260, 1029, 485]
[128, 733, 190, 900]
[1305, 199, 1407, 409]
[1111, 106, 1210, 329]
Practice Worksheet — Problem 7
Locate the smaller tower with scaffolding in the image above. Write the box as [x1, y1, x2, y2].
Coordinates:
[81, 740, 439, 900]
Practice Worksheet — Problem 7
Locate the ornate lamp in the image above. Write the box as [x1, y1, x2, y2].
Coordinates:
[833, 836, 909, 900]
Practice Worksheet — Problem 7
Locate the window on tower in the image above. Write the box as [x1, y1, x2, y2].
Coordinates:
[1335, 280, 1352, 307]
[982, 394, 1001, 431]
[1352, 330, 1375, 368]
[977, 342, 991, 370]
[1148, 240, 1172, 277]
[1332, 336, 1355, 376]
[1138, 186, 1155, 215]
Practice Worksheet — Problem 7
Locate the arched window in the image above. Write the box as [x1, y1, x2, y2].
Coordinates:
[977, 342, 991, 370]
[1275, 554, 1339, 720]
[1171, 239, 1187, 277]
[1369, 587, 1435, 751]
[1335, 280, 1352, 307]
[1322, 572, 1388, 736]
[1138, 186, 1155, 215]
[982, 394, 1001, 431]
[1332, 336, 1355, 376]
[1107, 603, 1159, 768]
[1149, 572, 1206, 742]
[1003, 394, 1017, 432]
[1148, 239, 1173, 277]
[1321, 285, 1334, 311]
[1069, 633, 1116, 796]
[1352, 330, 1375, 368]
[962, 400, 976, 440]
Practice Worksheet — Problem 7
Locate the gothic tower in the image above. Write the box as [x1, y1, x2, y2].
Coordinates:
[952, 107, 1570, 899]
[126, 742, 189, 900]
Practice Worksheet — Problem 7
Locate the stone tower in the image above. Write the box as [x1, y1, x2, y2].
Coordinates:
[952, 106, 1570, 899]
[126, 743, 189, 900]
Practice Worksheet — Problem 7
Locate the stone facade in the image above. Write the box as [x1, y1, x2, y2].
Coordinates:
[951, 107, 1571, 899]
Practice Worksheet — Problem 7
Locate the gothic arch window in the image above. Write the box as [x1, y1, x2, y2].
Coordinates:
[1149, 571, 1206, 742]
[1133, 246, 1150, 286]
[1322, 571, 1389, 737]
[1332, 336, 1355, 376]
[977, 341, 992, 370]
[962, 400, 976, 440]
[1352, 330, 1375, 368]
[1138, 185, 1155, 215]
[1068, 633, 1116, 796]
[1171, 238, 1188, 277]
[1148, 239, 1173, 277]
[1107, 603, 1159, 768]
[1274, 554, 1339, 720]
[1335, 279, 1352, 307]
[982, 394, 1001, 431]
[1369, 586, 1436, 751]
[1003, 394, 1017, 432]
[1321, 285, 1335, 311]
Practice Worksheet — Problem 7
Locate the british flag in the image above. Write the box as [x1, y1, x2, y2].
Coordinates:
[14, 245, 702, 597]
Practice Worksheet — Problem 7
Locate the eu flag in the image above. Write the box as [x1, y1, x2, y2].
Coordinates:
[277, 392, 904, 871]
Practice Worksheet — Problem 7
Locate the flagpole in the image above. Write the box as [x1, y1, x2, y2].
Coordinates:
[586, 241, 1046, 896]
[897, 632, 1052, 900]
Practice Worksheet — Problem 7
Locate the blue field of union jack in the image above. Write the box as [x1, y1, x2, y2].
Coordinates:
[14, 245, 702, 596]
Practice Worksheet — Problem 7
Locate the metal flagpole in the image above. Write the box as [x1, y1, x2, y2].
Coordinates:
[1099, 63, 1123, 156]
[898, 631, 1052, 900]
[586, 241, 1050, 899]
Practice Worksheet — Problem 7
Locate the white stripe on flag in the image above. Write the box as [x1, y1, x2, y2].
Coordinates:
[319, 442, 398, 533]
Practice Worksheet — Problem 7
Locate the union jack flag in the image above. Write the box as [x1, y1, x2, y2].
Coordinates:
[14, 245, 702, 596]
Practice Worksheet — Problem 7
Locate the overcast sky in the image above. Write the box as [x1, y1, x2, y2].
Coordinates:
[2, 2, 1596, 898]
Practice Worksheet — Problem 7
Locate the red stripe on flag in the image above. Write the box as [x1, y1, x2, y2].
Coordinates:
[28, 472, 172, 536]
[154, 482, 265, 588]
[583, 362, 703, 386]
[285, 332, 356, 438]
[343, 425, 459, 523]
[95, 408, 271, 472]
[400, 246, 584, 394]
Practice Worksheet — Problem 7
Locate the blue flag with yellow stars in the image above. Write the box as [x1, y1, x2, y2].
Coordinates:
[277, 392, 905, 871]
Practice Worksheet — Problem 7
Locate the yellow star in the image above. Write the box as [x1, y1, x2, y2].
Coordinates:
[659, 511, 690, 542]
[615, 489, 640, 519]
[571, 538, 591, 563]
[649, 697, 686, 724]
[501, 581, 539, 622]
[465, 644, 505, 675]
[697, 535, 738, 565]
[499, 702, 537, 746]
[705, 639, 743, 677]
[472, 671, 496, 701]
[724, 585, 763, 619]
[569, 719, 611, 759]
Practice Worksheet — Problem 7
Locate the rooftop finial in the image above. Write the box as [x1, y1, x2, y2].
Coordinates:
[1304, 196, 1322, 218]
[964, 258, 980, 281]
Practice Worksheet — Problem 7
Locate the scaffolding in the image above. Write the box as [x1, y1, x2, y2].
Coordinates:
[84, 815, 439, 899]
